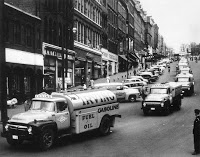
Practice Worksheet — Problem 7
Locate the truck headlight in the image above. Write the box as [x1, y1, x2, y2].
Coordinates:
[5, 124, 9, 131]
[161, 102, 164, 107]
[28, 126, 32, 134]
[188, 87, 190, 90]
[143, 102, 146, 107]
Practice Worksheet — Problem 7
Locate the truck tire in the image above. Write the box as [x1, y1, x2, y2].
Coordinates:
[6, 134, 23, 146]
[163, 102, 170, 116]
[99, 116, 110, 136]
[191, 86, 194, 94]
[143, 109, 149, 116]
[39, 129, 54, 151]
[129, 95, 136, 102]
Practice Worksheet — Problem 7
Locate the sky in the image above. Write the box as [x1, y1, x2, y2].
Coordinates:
[139, 0, 200, 52]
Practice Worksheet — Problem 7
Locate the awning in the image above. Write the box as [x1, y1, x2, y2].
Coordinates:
[119, 55, 131, 62]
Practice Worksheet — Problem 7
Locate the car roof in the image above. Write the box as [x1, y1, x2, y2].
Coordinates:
[94, 82, 122, 87]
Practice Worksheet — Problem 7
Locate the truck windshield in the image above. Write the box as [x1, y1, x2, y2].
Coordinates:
[150, 88, 167, 94]
[178, 77, 189, 82]
[30, 101, 55, 112]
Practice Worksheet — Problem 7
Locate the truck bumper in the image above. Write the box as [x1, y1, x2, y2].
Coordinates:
[3, 131, 38, 142]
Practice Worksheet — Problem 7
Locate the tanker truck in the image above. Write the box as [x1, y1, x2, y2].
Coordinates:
[2, 89, 121, 150]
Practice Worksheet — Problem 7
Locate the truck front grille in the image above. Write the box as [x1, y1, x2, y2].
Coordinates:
[8, 124, 28, 135]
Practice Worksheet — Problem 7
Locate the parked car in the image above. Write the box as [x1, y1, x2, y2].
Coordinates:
[123, 78, 147, 86]
[138, 72, 157, 83]
[123, 81, 147, 94]
[129, 75, 149, 84]
[94, 82, 140, 102]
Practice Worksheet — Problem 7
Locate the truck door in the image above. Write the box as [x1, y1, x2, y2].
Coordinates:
[55, 102, 70, 130]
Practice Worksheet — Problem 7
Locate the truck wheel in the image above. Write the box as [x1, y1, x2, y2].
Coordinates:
[191, 86, 194, 94]
[6, 134, 23, 146]
[99, 116, 110, 136]
[164, 106, 170, 116]
[129, 95, 136, 102]
[39, 129, 54, 151]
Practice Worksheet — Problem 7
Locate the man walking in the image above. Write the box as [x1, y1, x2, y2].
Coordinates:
[192, 109, 200, 155]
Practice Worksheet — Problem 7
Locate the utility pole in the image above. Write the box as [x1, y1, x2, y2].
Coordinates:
[126, 20, 129, 79]
[0, 0, 8, 136]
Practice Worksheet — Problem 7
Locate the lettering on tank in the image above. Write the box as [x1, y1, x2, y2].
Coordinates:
[98, 104, 119, 113]
[77, 91, 115, 106]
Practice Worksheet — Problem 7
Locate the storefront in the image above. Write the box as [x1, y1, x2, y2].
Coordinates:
[101, 48, 118, 77]
[74, 41, 102, 86]
[5, 48, 43, 103]
[43, 42, 75, 92]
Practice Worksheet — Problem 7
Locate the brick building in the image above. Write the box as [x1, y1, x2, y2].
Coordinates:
[3, 0, 74, 102]
[4, 2, 43, 103]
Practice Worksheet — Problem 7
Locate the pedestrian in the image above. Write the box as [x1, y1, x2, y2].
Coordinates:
[141, 84, 147, 100]
[90, 79, 94, 88]
[24, 97, 32, 111]
[168, 66, 170, 72]
[134, 69, 136, 76]
[192, 109, 200, 155]
[83, 84, 87, 90]
[106, 76, 110, 83]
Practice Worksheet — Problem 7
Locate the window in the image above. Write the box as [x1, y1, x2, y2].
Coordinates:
[84, 0, 87, 15]
[21, 25, 25, 45]
[49, 19, 53, 44]
[14, 22, 21, 44]
[56, 102, 68, 112]
[53, 22, 57, 45]
[4, 20, 9, 42]
[36, 28, 41, 49]
[81, 0, 84, 13]
[93, 7, 95, 21]
[44, 17, 48, 42]
[26, 25, 32, 47]
[58, 23, 62, 46]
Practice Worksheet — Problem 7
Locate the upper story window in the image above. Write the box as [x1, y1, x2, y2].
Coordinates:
[26, 24, 32, 47]
[14, 21, 21, 45]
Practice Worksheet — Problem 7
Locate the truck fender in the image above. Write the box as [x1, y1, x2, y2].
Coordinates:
[110, 115, 121, 127]
[39, 121, 58, 135]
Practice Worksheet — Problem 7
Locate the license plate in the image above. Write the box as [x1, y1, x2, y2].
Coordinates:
[12, 135, 18, 139]
[151, 108, 155, 110]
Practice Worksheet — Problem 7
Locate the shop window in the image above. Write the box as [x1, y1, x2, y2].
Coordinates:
[13, 75, 20, 93]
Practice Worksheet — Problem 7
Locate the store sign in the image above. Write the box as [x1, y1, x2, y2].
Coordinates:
[43, 48, 62, 59]
[101, 48, 118, 62]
